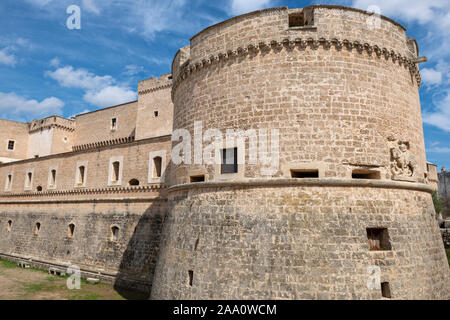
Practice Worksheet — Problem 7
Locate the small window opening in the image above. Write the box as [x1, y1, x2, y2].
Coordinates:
[111, 161, 120, 183]
[289, 12, 305, 27]
[153, 157, 162, 178]
[36, 186, 43, 192]
[49, 169, 56, 187]
[366, 228, 391, 251]
[352, 169, 381, 180]
[111, 118, 117, 131]
[381, 282, 391, 298]
[154, 111, 159, 117]
[188, 270, 193, 286]
[111, 226, 119, 242]
[34, 155, 39, 158]
[26, 172, 33, 188]
[221, 148, 238, 174]
[194, 237, 199, 251]
[6, 174, 12, 190]
[190, 175, 205, 183]
[129, 179, 140, 186]
[68, 223, 75, 238]
[7, 140, 15, 150]
[77, 166, 85, 186]
[291, 169, 319, 178]
[7, 220, 12, 232]
[34, 222, 41, 236]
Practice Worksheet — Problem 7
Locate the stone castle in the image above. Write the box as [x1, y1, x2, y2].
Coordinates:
[0, 5, 448, 299]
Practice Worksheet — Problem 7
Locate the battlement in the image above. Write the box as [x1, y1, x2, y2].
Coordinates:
[138, 74, 172, 95]
[28, 115, 75, 133]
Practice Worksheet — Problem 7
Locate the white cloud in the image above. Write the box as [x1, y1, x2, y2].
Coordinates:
[46, 64, 136, 108]
[84, 86, 137, 107]
[0, 48, 16, 66]
[45, 66, 114, 90]
[24, 0, 52, 6]
[423, 89, 450, 132]
[428, 147, 450, 153]
[82, 0, 100, 15]
[421, 68, 443, 86]
[49, 57, 60, 67]
[230, 0, 274, 15]
[0, 92, 64, 119]
[123, 64, 144, 76]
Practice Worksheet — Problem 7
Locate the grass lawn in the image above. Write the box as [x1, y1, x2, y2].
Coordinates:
[0, 258, 127, 300]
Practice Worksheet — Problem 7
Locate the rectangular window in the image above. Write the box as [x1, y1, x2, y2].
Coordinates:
[111, 118, 117, 131]
[221, 148, 238, 174]
[190, 175, 205, 183]
[7, 140, 15, 150]
[352, 169, 381, 180]
[108, 157, 123, 186]
[188, 270, 193, 287]
[154, 111, 159, 117]
[381, 282, 391, 298]
[77, 166, 85, 186]
[5, 174, 12, 191]
[291, 169, 319, 178]
[366, 228, 391, 251]
[49, 169, 57, 188]
[111, 161, 120, 183]
[289, 12, 305, 27]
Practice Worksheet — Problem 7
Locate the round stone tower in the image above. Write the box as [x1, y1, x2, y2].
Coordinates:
[151, 5, 449, 299]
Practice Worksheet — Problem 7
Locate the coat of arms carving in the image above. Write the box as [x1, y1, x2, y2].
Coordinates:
[389, 139, 416, 180]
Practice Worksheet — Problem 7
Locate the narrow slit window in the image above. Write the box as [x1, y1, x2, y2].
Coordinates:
[188, 270, 193, 286]
[111, 161, 120, 183]
[77, 166, 85, 186]
[154, 111, 159, 117]
[291, 169, 319, 178]
[111, 118, 117, 131]
[221, 148, 238, 174]
[381, 282, 391, 298]
[68, 223, 75, 238]
[190, 175, 205, 183]
[352, 169, 381, 180]
[6, 174, 12, 190]
[34, 222, 41, 236]
[111, 226, 119, 242]
[7, 140, 15, 150]
[26, 172, 33, 188]
[153, 157, 162, 178]
[49, 169, 56, 187]
[366, 228, 391, 251]
[7, 220, 12, 232]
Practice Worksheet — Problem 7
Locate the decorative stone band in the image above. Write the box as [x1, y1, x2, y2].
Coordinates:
[0, 184, 164, 198]
[0, 196, 168, 205]
[28, 123, 75, 134]
[138, 83, 172, 95]
[168, 178, 434, 194]
[72, 136, 135, 151]
[172, 37, 422, 98]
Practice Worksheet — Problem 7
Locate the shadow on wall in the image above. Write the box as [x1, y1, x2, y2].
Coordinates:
[113, 200, 166, 300]
[113, 163, 172, 300]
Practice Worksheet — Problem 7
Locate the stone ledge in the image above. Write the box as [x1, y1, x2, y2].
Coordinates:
[168, 178, 434, 194]
[0, 196, 168, 204]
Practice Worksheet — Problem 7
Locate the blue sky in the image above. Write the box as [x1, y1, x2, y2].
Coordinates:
[0, 0, 449, 169]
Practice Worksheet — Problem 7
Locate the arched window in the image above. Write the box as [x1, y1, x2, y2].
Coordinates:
[153, 157, 162, 178]
[7, 220, 12, 232]
[49, 169, 56, 188]
[129, 179, 139, 186]
[111, 226, 119, 242]
[111, 161, 120, 183]
[77, 166, 85, 186]
[26, 172, 33, 188]
[34, 222, 41, 236]
[68, 223, 75, 238]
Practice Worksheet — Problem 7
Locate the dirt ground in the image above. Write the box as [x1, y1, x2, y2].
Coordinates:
[0, 259, 127, 300]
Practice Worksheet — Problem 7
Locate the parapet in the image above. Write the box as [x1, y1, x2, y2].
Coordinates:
[28, 116, 75, 133]
[138, 74, 173, 95]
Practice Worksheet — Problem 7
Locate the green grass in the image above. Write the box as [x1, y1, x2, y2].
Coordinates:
[0, 259, 18, 268]
[68, 293, 100, 300]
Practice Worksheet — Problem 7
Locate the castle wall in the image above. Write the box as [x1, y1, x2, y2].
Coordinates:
[136, 76, 174, 141]
[27, 127, 53, 158]
[74, 101, 138, 147]
[152, 5, 449, 300]
[438, 170, 450, 219]
[152, 184, 448, 299]
[0, 119, 29, 162]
